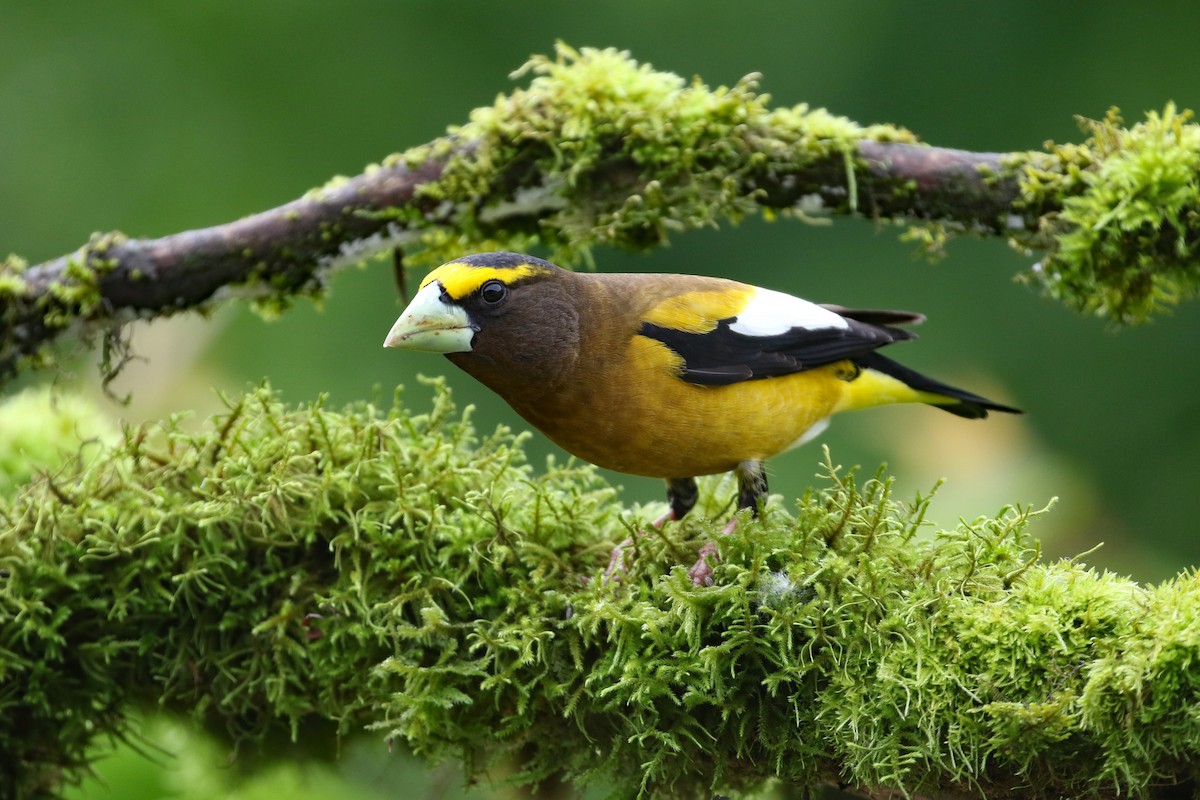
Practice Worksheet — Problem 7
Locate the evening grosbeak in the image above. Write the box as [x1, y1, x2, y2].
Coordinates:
[383, 252, 1020, 583]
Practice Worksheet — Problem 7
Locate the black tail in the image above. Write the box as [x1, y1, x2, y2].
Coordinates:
[857, 352, 1022, 419]
[821, 305, 926, 329]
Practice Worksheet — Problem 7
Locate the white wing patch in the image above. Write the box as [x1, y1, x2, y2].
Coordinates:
[727, 287, 849, 337]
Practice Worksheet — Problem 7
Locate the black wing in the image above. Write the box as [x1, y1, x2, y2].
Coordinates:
[639, 306, 922, 387]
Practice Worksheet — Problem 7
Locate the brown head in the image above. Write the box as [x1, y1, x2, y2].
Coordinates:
[383, 252, 584, 402]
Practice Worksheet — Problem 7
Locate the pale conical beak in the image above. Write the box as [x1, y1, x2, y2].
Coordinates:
[382, 281, 475, 353]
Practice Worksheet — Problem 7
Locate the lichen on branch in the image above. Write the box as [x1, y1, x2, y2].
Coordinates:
[2, 383, 1199, 799]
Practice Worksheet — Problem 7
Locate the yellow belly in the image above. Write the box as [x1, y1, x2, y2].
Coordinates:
[514, 337, 848, 479]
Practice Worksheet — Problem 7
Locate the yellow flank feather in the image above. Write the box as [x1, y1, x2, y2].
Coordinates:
[833, 366, 953, 413]
[627, 333, 687, 376]
[640, 287, 754, 334]
[420, 261, 551, 300]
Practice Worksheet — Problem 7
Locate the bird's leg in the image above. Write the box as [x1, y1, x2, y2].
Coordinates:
[728, 459, 769, 530]
[688, 461, 767, 586]
[652, 477, 699, 528]
[606, 478, 697, 582]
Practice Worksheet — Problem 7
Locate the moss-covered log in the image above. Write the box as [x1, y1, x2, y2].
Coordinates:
[2, 383, 1198, 799]
[3, 45, 1199, 384]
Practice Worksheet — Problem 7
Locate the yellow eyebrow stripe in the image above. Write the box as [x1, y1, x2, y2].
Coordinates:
[641, 287, 755, 334]
[420, 262, 549, 300]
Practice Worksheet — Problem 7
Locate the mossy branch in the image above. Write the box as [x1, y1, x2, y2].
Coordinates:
[3, 383, 1199, 800]
[3, 44, 1199, 384]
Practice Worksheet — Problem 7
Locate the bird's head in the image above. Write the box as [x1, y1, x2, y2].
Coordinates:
[383, 252, 582, 389]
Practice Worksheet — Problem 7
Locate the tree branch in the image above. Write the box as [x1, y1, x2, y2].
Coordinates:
[0, 152, 449, 378]
[0, 139, 1020, 378]
[3, 383, 1199, 799]
[4, 46, 1199, 386]
[855, 141, 1024, 228]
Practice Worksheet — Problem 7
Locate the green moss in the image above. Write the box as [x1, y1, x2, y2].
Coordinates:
[1015, 104, 1200, 323]
[1, 253, 30, 294]
[899, 221, 954, 260]
[395, 44, 914, 267]
[2, 382, 1198, 798]
[5, 230, 129, 334]
[0, 387, 117, 498]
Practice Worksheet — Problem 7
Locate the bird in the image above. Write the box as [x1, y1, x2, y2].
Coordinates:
[383, 251, 1020, 584]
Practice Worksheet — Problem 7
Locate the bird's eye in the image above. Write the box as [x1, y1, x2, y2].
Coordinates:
[480, 280, 508, 306]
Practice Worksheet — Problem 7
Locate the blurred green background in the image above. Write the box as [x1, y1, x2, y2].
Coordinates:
[3, 2, 1199, 798]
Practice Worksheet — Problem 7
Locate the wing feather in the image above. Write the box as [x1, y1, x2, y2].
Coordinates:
[638, 287, 923, 387]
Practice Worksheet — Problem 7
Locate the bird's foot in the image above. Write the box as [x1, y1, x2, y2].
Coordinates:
[687, 540, 719, 586]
